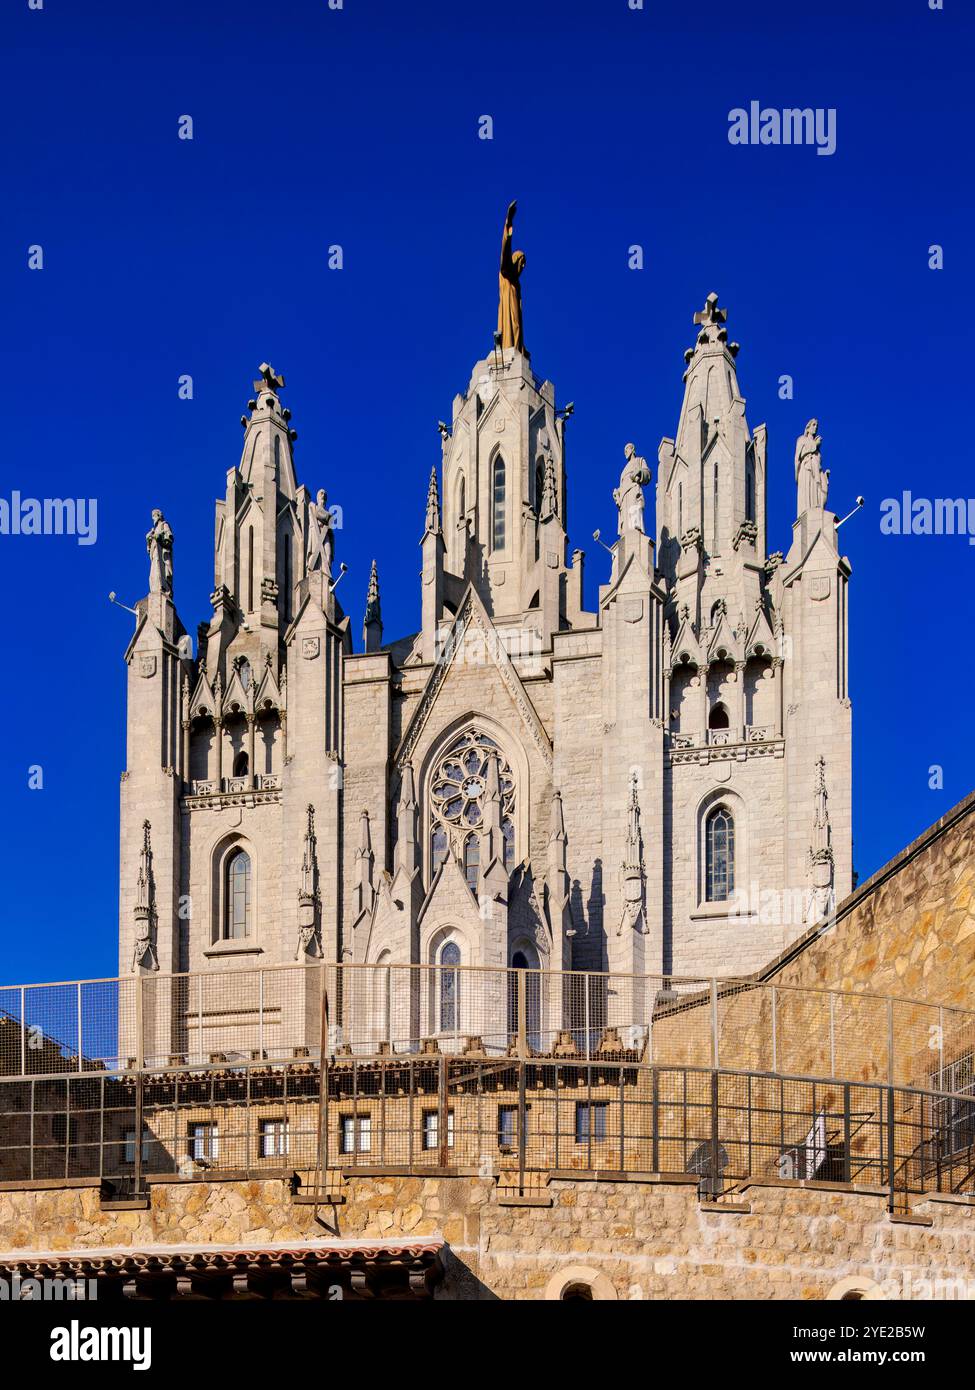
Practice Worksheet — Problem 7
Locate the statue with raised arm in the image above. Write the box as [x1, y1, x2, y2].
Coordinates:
[794, 419, 829, 514]
[307, 488, 334, 582]
[146, 509, 174, 595]
[498, 200, 526, 353]
[613, 443, 652, 535]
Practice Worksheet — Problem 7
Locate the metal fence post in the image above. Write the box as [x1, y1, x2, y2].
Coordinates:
[842, 1082, 852, 1183]
[887, 997, 895, 1087]
[886, 1084, 896, 1213]
[517, 970, 527, 1059]
[77, 982, 83, 1074]
[771, 987, 777, 1074]
[19, 986, 26, 1077]
[710, 979, 719, 1070]
[710, 1068, 721, 1200]
[829, 992, 836, 1078]
[518, 1056, 527, 1194]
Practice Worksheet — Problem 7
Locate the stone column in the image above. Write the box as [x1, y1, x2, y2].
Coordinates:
[247, 714, 256, 785]
[215, 717, 224, 788]
[182, 719, 191, 789]
[773, 657, 784, 738]
[699, 661, 710, 740]
[734, 660, 746, 742]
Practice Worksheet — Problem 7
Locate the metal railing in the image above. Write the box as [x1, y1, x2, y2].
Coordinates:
[1, 963, 973, 1100]
[1, 1057, 972, 1213]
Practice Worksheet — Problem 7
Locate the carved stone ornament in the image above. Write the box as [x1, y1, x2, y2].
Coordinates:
[139, 654, 157, 679]
[301, 637, 320, 660]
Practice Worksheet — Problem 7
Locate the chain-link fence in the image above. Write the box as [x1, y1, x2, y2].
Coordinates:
[2, 1058, 972, 1213]
[1, 964, 973, 1108]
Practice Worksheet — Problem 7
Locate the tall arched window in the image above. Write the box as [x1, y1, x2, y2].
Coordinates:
[705, 806, 734, 902]
[745, 453, 755, 523]
[226, 850, 252, 938]
[431, 825, 448, 874]
[463, 834, 479, 893]
[708, 702, 729, 730]
[712, 461, 720, 552]
[508, 947, 541, 1051]
[492, 456, 506, 551]
[502, 817, 515, 871]
[439, 941, 460, 1032]
[457, 475, 466, 522]
[677, 480, 683, 537]
[535, 461, 545, 514]
[247, 527, 255, 612]
[233, 750, 249, 777]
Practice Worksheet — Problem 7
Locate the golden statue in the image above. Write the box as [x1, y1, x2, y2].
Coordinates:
[498, 200, 526, 352]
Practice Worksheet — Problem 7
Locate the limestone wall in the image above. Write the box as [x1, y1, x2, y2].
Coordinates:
[1, 1173, 973, 1301]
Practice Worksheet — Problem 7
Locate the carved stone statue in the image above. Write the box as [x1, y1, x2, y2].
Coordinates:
[146, 510, 174, 595]
[794, 419, 829, 514]
[613, 443, 652, 535]
[498, 200, 526, 353]
[306, 488, 334, 581]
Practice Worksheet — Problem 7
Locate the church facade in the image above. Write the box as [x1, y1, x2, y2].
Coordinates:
[118, 240, 853, 1033]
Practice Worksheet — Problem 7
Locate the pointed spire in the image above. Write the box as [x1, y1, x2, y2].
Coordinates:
[354, 808, 375, 917]
[618, 775, 648, 936]
[806, 758, 835, 926]
[425, 465, 441, 534]
[811, 756, 832, 860]
[363, 559, 383, 652]
[395, 765, 418, 876]
[296, 804, 321, 959]
[132, 820, 159, 972]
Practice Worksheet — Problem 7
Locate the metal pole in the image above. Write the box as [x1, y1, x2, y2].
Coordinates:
[710, 979, 719, 1070]
[517, 970, 527, 1059]
[887, 997, 895, 1087]
[518, 1057, 527, 1194]
[770, 987, 777, 1074]
[585, 974, 591, 1060]
[20, 987, 26, 1077]
[77, 982, 83, 1074]
[886, 1084, 896, 1213]
[651, 1068, 659, 1173]
[258, 971, 264, 1061]
[829, 992, 836, 1077]
[710, 1068, 720, 1200]
[842, 1083, 852, 1183]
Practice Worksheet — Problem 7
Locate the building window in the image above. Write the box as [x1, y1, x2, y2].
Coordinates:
[123, 1127, 151, 1164]
[575, 1102, 608, 1145]
[708, 702, 729, 730]
[233, 750, 249, 777]
[463, 834, 479, 893]
[498, 1104, 520, 1151]
[677, 480, 683, 537]
[745, 453, 755, 523]
[705, 806, 735, 902]
[422, 1109, 454, 1151]
[502, 817, 515, 871]
[225, 849, 252, 938]
[431, 824, 448, 874]
[189, 1123, 218, 1162]
[438, 942, 461, 1032]
[339, 1114, 371, 1155]
[492, 456, 506, 551]
[931, 1053, 975, 1159]
[429, 729, 516, 880]
[712, 460, 720, 551]
[260, 1119, 289, 1158]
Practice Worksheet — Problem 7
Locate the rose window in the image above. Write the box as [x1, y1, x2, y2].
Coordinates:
[430, 731, 516, 877]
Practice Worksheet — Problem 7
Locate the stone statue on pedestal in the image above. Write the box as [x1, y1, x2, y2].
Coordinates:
[307, 489, 334, 582]
[794, 419, 829, 514]
[146, 510, 174, 595]
[498, 200, 526, 353]
[614, 443, 651, 535]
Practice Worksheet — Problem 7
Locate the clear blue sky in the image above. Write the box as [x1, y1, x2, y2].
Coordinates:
[2, 0, 970, 983]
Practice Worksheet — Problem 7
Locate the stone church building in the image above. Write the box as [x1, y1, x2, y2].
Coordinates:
[118, 236, 853, 1027]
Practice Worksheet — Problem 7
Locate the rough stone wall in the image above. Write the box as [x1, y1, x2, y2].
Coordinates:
[2, 1175, 972, 1301]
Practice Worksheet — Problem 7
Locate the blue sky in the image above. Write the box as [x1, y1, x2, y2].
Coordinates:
[2, 0, 970, 983]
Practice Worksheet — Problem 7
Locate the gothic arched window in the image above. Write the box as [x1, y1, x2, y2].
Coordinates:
[463, 834, 479, 894]
[712, 461, 720, 552]
[226, 849, 252, 938]
[439, 941, 461, 1033]
[429, 729, 516, 881]
[745, 453, 755, 523]
[457, 475, 466, 522]
[708, 703, 729, 730]
[705, 807, 734, 903]
[233, 750, 249, 777]
[502, 817, 515, 871]
[508, 947, 541, 1050]
[535, 460, 545, 514]
[492, 456, 506, 551]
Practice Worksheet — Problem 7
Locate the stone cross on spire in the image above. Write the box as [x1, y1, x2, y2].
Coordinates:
[254, 362, 286, 393]
[693, 292, 727, 330]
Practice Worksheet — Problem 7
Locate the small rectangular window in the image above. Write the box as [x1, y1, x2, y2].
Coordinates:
[423, 1109, 454, 1151]
[123, 1127, 151, 1164]
[498, 1104, 519, 1151]
[575, 1102, 608, 1145]
[260, 1119, 289, 1158]
[340, 1114, 371, 1155]
[188, 1123, 218, 1162]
